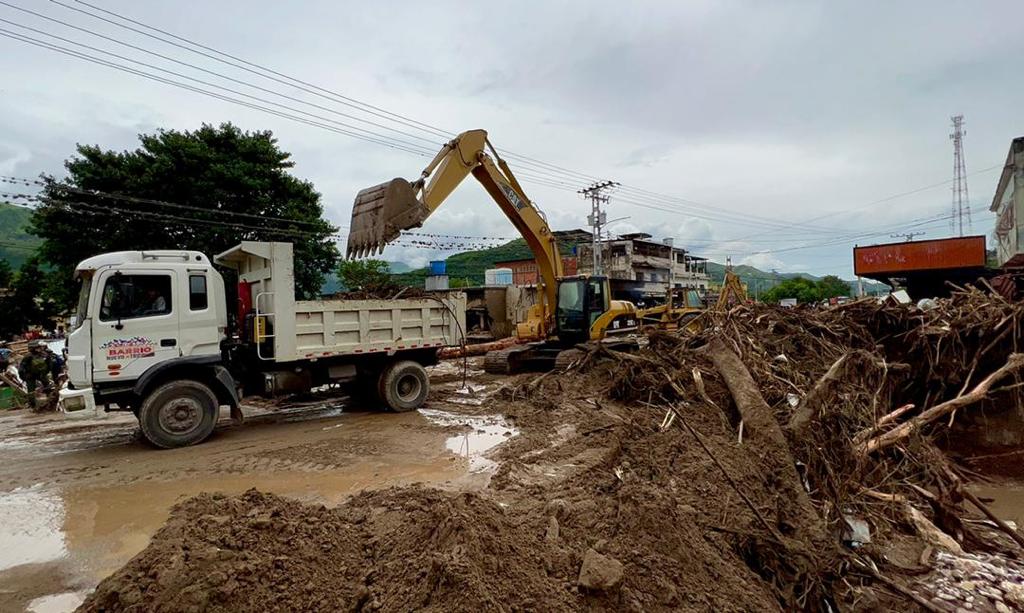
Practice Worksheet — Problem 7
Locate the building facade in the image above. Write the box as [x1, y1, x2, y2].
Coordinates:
[493, 256, 578, 286]
[576, 233, 710, 300]
[992, 136, 1024, 268]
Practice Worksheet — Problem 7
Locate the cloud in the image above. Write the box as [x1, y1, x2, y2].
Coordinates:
[0, 0, 1018, 278]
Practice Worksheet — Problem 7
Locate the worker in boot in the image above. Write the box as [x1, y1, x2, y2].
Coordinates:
[19, 340, 62, 411]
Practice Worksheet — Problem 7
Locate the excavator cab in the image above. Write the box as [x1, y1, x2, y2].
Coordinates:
[555, 277, 610, 345]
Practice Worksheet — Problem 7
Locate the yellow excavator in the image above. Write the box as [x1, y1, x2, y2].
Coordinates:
[346, 129, 641, 373]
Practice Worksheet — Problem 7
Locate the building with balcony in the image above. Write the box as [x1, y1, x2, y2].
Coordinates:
[576, 233, 710, 301]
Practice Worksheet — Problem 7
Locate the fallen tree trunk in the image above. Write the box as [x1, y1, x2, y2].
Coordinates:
[438, 337, 518, 359]
[859, 353, 1024, 455]
[705, 337, 825, 538]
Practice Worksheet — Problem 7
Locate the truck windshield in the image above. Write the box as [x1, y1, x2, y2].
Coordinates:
[72, 272, 92, 331]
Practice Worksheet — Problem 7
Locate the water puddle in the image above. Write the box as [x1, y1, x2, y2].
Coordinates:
[970, 481, 1024, 527]
[0, 486, 67, 571]
[419, 408, 518, 472]
[28, 592, 86, 613]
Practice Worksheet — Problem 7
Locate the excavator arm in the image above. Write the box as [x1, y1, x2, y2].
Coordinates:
[347, 129, 564, 335]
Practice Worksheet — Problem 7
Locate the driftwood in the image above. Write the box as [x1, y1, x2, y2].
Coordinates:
[705, 337, 825, 539]
[1, 371, 26, 394]
[787, 352, 849, 435]
[859, 353, 1024, 455]
[851, 404, 915, 447]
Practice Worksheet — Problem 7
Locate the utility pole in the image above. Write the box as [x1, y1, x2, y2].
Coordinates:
[949, 115, 971, 236]
[890, 231, 927, 242]
[579, 180, 618, 275]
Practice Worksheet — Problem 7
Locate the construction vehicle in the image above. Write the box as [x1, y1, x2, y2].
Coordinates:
[59, 241, 465, 448]
[638, 287, 705, 331]
[347, 129, 641, 373]
[715, 268, 748, 311]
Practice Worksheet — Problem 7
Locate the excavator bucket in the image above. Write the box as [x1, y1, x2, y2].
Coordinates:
[346, 178, 429, 258]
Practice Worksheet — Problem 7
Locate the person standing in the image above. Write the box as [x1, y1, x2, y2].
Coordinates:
[18, 340, 63, 411]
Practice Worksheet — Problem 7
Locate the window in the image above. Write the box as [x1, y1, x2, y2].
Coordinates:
[189, 274, 208, 311]
[588, 280, 605, 310]
[99, 274, 172, 322]
[558, 281, 584, 313]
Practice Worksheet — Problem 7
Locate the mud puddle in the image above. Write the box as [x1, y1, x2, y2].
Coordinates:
[0, 403, 512, 612]
[26, 592, 86, 613]
[970, 480, 1024, 527]
[420, 408, 518, 473]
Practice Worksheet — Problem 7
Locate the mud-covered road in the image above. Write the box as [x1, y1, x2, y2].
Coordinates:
[0, 360, 512, 612]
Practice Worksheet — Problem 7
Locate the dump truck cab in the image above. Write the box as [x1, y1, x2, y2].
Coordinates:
[65, 250, 228, 395]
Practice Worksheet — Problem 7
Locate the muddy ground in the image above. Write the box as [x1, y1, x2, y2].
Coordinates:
[2, 355, 1023, 612]
[0, 361, 512, 612]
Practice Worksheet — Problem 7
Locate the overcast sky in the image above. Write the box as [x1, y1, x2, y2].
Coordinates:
[1, 0, 1020, 277]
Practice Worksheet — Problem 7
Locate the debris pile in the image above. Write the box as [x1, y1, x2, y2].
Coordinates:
[81, 288, 1024, 612]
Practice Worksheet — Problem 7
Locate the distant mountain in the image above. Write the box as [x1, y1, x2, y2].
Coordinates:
[0, 203, 40, 270]
[705, 261, 889, 296]
[386, 261, 412, 273]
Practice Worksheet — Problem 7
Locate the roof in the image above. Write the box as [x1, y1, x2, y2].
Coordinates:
[552, 229, 593, 242]
[75, 249, 210, 274]
[991, 136, 1024, 212]
[495, 255, 577, 266]
[618, 232, 653, 240]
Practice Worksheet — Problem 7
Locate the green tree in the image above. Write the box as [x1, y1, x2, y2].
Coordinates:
[30, 123, 338, 308]
[817, 275, 851, 299]
[0, 257, 54, 337]
[762, 277, 821, 304]
[336, 259, 391, 292]
[0, 259, 12, 288]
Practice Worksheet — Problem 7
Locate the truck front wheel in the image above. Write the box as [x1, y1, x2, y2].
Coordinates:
[138, 380, 220, 448]
[378, 360, 429, 412]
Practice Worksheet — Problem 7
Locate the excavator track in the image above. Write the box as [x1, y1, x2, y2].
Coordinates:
[553, 348, 585, 371]
[483, 347, 521, 374]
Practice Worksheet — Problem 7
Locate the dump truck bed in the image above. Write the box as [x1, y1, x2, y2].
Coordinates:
[215, 241, 465, 363]
[290, 296, 465, 360]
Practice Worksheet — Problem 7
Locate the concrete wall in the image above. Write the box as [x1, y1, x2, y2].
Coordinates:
[993, 139, 1024, 267]
[578, 239, 710, 296]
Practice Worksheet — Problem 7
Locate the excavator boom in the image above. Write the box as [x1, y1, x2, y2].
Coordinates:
[347, 129, 564, 337]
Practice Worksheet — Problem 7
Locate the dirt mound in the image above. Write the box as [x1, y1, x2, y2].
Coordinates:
[81, 487, 577, 613]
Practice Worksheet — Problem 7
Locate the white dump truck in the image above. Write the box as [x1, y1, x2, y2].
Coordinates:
[60, 241, 465, 448]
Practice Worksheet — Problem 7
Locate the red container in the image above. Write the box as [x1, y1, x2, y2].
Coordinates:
[854, 236, 986, 276]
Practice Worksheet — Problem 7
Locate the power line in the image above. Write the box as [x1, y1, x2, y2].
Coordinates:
[0, 19, 437, 156]
[50, 0, 453, 140]
[0, 29, 436, 159]
[0, 4, 444, 149]
[0, 175, 340, 229]
[27, 0, 861, 233]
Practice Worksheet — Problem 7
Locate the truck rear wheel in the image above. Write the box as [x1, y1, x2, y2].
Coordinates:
[138, 380, 219, 449]
[377, 360, 429, 412]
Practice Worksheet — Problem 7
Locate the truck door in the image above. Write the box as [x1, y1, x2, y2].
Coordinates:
[91, 269, 181, 384]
